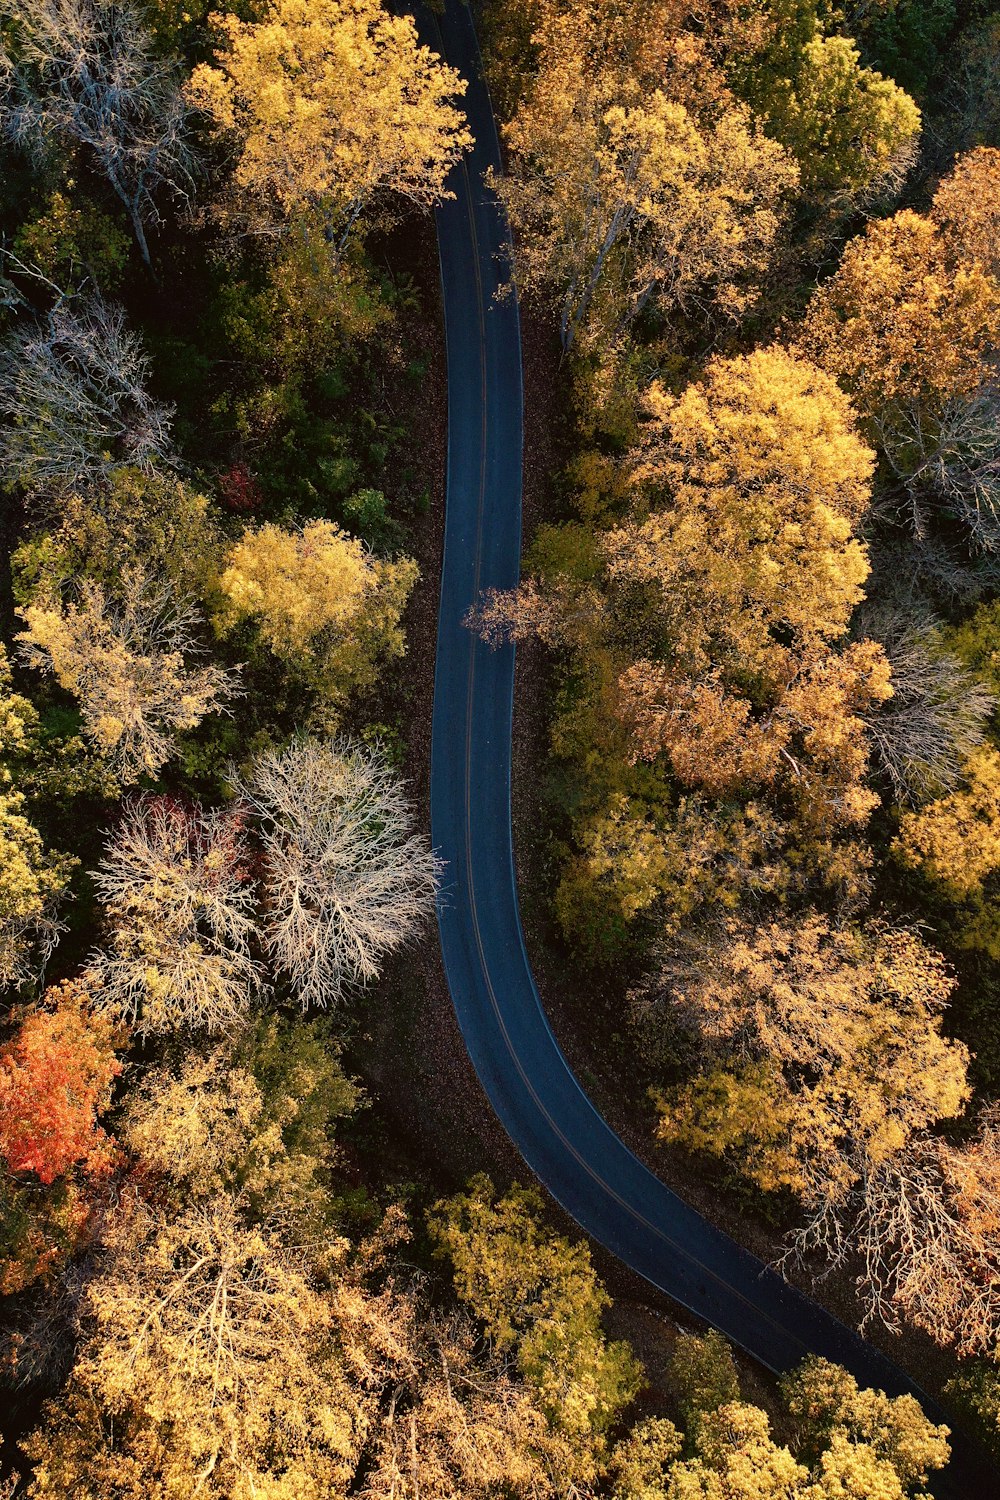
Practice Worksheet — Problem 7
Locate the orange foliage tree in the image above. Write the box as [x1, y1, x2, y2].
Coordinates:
[0, 980, 122, 1185]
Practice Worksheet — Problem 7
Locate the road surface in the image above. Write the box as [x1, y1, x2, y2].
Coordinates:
[424, 3, 994, 1491]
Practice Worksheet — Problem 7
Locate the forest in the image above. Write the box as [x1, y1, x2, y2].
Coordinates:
[0, 0, 998, 1494]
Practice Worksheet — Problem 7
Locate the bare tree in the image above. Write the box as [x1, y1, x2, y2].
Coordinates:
[860, 607, 997, 803]
[884, 384, 1000, 555]
[0, 0, 196, 268]
[89, 796, 262, 1035]
[786, 1117, 1000, 1358]
[240, 739, 440, 1010]
[0, 299, 174, 490]
[17, 569, 237, 784]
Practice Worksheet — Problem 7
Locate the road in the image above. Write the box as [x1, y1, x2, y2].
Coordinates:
[424, 2, 994, 1491]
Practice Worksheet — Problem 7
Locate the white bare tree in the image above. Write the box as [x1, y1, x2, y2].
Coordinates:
[17, 568, 238, 783]
[240, 738, 440, 1010]
[89, 795, 262, 1034]
[875, 383, 1000, 555]
[785, 1118, 1000, 1358]
[860, 607, 997, 803]
[0, 298, 174, 489]
[0, 0, 196, 268]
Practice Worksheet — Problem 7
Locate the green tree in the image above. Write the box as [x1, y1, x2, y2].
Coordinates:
[11, 467, 223, 607]
[122, 1015, 359, 1228]
[729, 0, 920, 196]
[429, 1175, 642, 1476]
[666, 1331, 740, 1429]
[0, 786, 75, 987]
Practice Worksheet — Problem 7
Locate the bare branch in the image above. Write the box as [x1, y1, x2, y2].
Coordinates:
[239, 738, 441, 1010]
[0, 298, 174, 489]
[0, 0, 197, 267]
[89, 795, 262, 1035]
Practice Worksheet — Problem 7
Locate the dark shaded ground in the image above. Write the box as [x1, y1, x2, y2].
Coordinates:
[349, 213, 522, 1197]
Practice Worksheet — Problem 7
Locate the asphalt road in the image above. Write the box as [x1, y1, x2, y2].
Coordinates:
[424, 2, 996, 1491]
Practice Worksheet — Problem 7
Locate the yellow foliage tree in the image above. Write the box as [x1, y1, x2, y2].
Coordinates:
[795, 204, 1000, 550]
[599, 350, 888, 859]
[500, 9, 798, 350]
[215, 519, 417, 712]
[362, 1310, 569, 1500]
[781, 1356, 951, 1490]
[895, 745, 1000, 896]
[187, 0, 471, 235]
[603, 347, 875, 679]
[664, 1402, 810, 1497]
[24, 1195, 369, 1499]
[797, 208, 1000, 425]
[650, 914, 970, 1203]
[429, 1175, 642, 1482]
[931, 146, 1000, 278]
[17, 573, 237, 784]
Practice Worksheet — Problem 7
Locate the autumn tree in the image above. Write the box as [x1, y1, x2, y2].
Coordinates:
[187, 0, 470, 240]
[0, 645, 79, 982]
[0, 0, 196, 267]
[18, 571, 238, 783]
[0, 1174, 94, 1295]
[0, 981, 118, 1297]
[665, 1401, 812, 1496]
[0, 979, 121, 1184]
[362, 1309, 568, 1500]
[0, 299, 174, 490]
[591, 351, 887, 843]
[239, 738, 439, 1010]
[663, 1398, 944, 1499]
[795, 183, 1000, 559]
[609, 1416, 682, 1500]
[611, 1331, 951, 1499]
[782, 1356, 951, 1488]
[728, 1, 921, 199]
[499, 2, 797, 350]
[931, 146, 1000, 278]
[604, 349, 875, 675]
[89, 795, 260, 1034]
[478, 348, 889, 951]
[214, 519, 417, 714]
[24, 1194, 370, 1498]
[895, 745, 1000, 896]
[623, 1333, 950, 1499]
[0, 641, 116, 810]
[429, 1174, 642, 1478]
[648, 914, 970, 1206]
[796, 207, 1000, 430]
[792, 1114, 1000, 1357]
[122, 1015, 358, 1224]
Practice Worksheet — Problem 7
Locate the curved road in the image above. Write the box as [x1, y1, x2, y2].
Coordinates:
[424, 3, 993, 1492]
